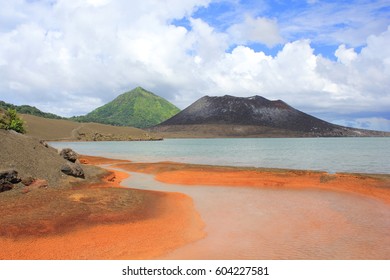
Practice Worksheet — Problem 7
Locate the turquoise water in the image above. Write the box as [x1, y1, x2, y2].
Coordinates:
[50, 137, 390, 174]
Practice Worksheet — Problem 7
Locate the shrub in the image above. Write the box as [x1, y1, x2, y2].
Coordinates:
[0, 108, 26, 133]
[0, 108, 10, 130]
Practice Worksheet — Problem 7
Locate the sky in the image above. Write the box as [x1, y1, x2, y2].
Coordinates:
[0, 0, 389, 131]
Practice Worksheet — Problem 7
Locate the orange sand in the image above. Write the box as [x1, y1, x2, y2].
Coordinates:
[80, 155, 131, 188]
[0, 158, 205, 260]
[79, 155, 131, 165]
[114, 161, 390, 204]
[0, 190, 204, 260]
[3, 155, 389, 260]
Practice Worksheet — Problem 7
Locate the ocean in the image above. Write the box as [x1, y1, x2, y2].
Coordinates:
[50, 137, 390, 174]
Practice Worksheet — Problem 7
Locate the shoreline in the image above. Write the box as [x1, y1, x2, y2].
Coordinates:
[106, 155, 390, 259]
[110, 158, 390, 205]
[0, 156, 205, 260]
[47, 137, 390, 176]
[1, 154, 389, 259]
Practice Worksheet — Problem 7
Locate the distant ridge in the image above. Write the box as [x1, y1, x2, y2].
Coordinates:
[150, 95, 390, 137]
[72, 87, 180, 128]
[0, 100, 63, 120]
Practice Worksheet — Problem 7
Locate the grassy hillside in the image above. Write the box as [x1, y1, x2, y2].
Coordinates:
[72, 87, 180, 128]
[0, 100, 64, 119]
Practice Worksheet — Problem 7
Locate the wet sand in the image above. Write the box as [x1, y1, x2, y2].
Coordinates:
[1, 155, 389, 259]
[114, 160, 390, 259]
[0, 190, 204, 260]
[114, 161, 390, 204]
[0, 156, 205, 260]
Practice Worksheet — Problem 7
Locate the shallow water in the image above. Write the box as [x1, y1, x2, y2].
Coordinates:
[50, 137, 390, 174]
[117, 169, 390, 259]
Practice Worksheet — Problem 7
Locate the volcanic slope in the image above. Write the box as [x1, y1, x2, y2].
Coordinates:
[21, 114, 160, 141]
[72, 87, 180, 128]
[149, 95, 390, 137]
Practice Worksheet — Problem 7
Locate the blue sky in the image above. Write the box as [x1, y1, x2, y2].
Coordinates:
[0, 0, 389, 131]
[176, 0, 390, 57]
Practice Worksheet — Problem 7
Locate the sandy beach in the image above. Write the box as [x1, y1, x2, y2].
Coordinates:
[0, 156, 204, 260]
[1, 155, 389, 259]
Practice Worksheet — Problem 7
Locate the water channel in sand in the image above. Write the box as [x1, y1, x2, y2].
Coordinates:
[112, 167, 390, 260]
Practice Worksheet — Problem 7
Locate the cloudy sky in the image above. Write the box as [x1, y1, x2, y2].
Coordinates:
[1, 0, 389, 131]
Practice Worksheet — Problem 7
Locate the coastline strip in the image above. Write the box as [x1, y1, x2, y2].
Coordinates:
[112, 160, 390, 204]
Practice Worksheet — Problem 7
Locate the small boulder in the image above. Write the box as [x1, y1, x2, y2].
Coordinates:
[0, 169, 21, 184]
[21, 176, 35, 186]
[60, 148, 79, 163]
[0, 182, 13, 193]
[0, 170, 21, 193]
[61, 163, 85, 178]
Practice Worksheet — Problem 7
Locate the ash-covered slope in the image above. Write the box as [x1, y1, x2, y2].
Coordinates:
[152, 95, 389, 137]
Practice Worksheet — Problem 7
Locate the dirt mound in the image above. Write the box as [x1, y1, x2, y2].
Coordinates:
[21, 114, 162, 141]
[0, 129, 100, 188]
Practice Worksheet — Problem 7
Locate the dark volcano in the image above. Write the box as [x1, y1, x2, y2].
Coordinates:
[149, 95, 389, 137]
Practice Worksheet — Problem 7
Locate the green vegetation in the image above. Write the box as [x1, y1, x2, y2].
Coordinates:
[0, 101, 64, 120]
[72, 87, 180, 128]
[1, 87, 180, 129]
[0, 108, 26, 133]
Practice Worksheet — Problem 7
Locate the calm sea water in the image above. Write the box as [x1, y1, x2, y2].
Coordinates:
[50, 138, 390, 174]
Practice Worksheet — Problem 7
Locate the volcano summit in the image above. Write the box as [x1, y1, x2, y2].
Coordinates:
[149, 95, 389, 138]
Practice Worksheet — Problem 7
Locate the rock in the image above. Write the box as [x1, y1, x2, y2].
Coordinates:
[0, 170, 21, 193]
[0, 182, 13, 192]
[21, 179, 48, 194]
[40, 140, 49, 148]
[0, 169, 21, 184]
[60, 148, 79, 163]
[21, 176, 35, 186]
[61, 163, 85, 178]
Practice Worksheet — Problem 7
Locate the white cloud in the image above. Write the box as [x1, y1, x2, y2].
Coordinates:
[227, 16, 283, 47]
[335, 44, 357, 65]
[0, 0, 389, 131]
[86, 0, 111, 8]
[189, 17, 229, 62]
[280, 1, 390, 47]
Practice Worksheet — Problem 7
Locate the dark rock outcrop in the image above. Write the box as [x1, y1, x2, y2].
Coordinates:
[61, 163, 85, 178]
[0, 170, 21, 192]
[0, 170, 21, 184]
[60, 148, 78, 163]
[0, 182, 13, 192]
